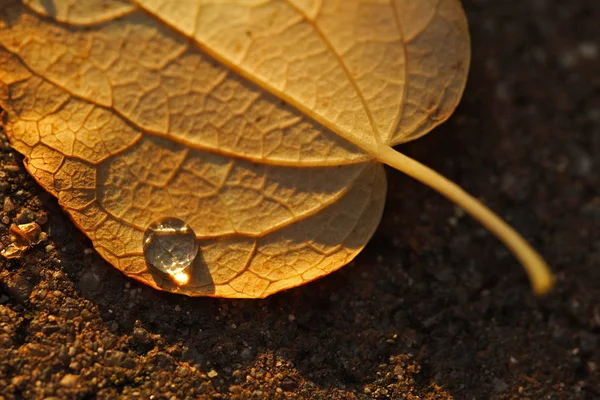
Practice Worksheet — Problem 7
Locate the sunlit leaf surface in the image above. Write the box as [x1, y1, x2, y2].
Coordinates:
[1, 0, 553, 298]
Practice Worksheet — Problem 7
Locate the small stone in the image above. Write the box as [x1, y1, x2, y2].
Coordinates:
[11, 375, 26, 388]
[36, 212, 48, 225]
[493, 377, 508, 393]
[500, 171, 530, 202]
[78, 270, 103, 294]
[449, 234, 471, 256]
[2, 273, 32, 302]
[3, 197, 14, 212]
[568, 144, 593, 177]
[16, 208, 35, 224]
[280, 378, 298, 392]
[207, 369, 218, 378]
[59, 374, 78, 387]
[559, 51, 577, 69]
[240, 348, 254, 362]
[104, 350, 126, 367]
[4, 164, 20, 173]
[38, 232, 48, 243]
[579, 332, 598, 354]
[69, 362, 80, 371]
[24, 343, 50, 357]
[131, 325, 154, 351]
[494, 83, 510, 101]
[578, 42, 598, 60]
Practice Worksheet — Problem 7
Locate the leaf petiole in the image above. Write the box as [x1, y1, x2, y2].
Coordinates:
[376, 144, 555, 296]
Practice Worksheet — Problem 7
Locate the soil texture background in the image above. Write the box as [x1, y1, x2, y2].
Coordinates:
[1, 0, 599, 399]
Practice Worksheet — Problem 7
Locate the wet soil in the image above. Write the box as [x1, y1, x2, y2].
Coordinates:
[1, 0, 599, 398]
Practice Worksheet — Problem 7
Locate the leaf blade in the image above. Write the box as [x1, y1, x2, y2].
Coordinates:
[2, 0, 551, 298]
[0, 0, 388, 296]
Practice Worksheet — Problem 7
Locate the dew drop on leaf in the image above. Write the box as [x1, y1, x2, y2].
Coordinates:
[143, 217, 199, 278]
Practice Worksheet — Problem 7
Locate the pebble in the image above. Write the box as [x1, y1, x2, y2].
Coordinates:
[449, 234, 471, 256]
[131, 326, 154, 349]
[493, 377, 508, 393]
[36, 212, 48, 225]
[559, 51, 578, 69]
[207, 370, 218, 378]
[11, 375, 26, 388]
[2, 273, 33, 302]
[3, 164, 20, 173]
[104, 350, 126, 367]
[568, 144, 593, 177]
[578, 42, 598, 60]
[579, 332, 598, 354]
[38, 232, 48, 243]
[500, 171, 530, 202]
[280, 378, 298, 392]
[78, 270, 103, 294]
[16, 208, 36, 224]
[59, 374, 78, 387]
[240, 348, 254, 362]
[3, 197, 14, 212]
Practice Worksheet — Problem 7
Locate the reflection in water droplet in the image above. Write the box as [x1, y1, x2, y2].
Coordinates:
[143, 217, 198, 278]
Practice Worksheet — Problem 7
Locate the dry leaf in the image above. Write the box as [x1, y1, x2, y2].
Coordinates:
[0, 0, 553, 297]
[0, 222, 43, 259]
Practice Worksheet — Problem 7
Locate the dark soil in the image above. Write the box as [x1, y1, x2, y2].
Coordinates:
[1, 0, 599, 399]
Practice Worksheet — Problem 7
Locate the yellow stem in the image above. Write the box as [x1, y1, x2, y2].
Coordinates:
[377, 144, 554, 296]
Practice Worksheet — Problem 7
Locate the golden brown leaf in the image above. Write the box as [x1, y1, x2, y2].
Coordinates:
[0, 0, 553, 297]
[0, 222, 43, 259]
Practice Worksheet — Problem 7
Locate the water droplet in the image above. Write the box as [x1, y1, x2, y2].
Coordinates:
[143, 217, 198, 277]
